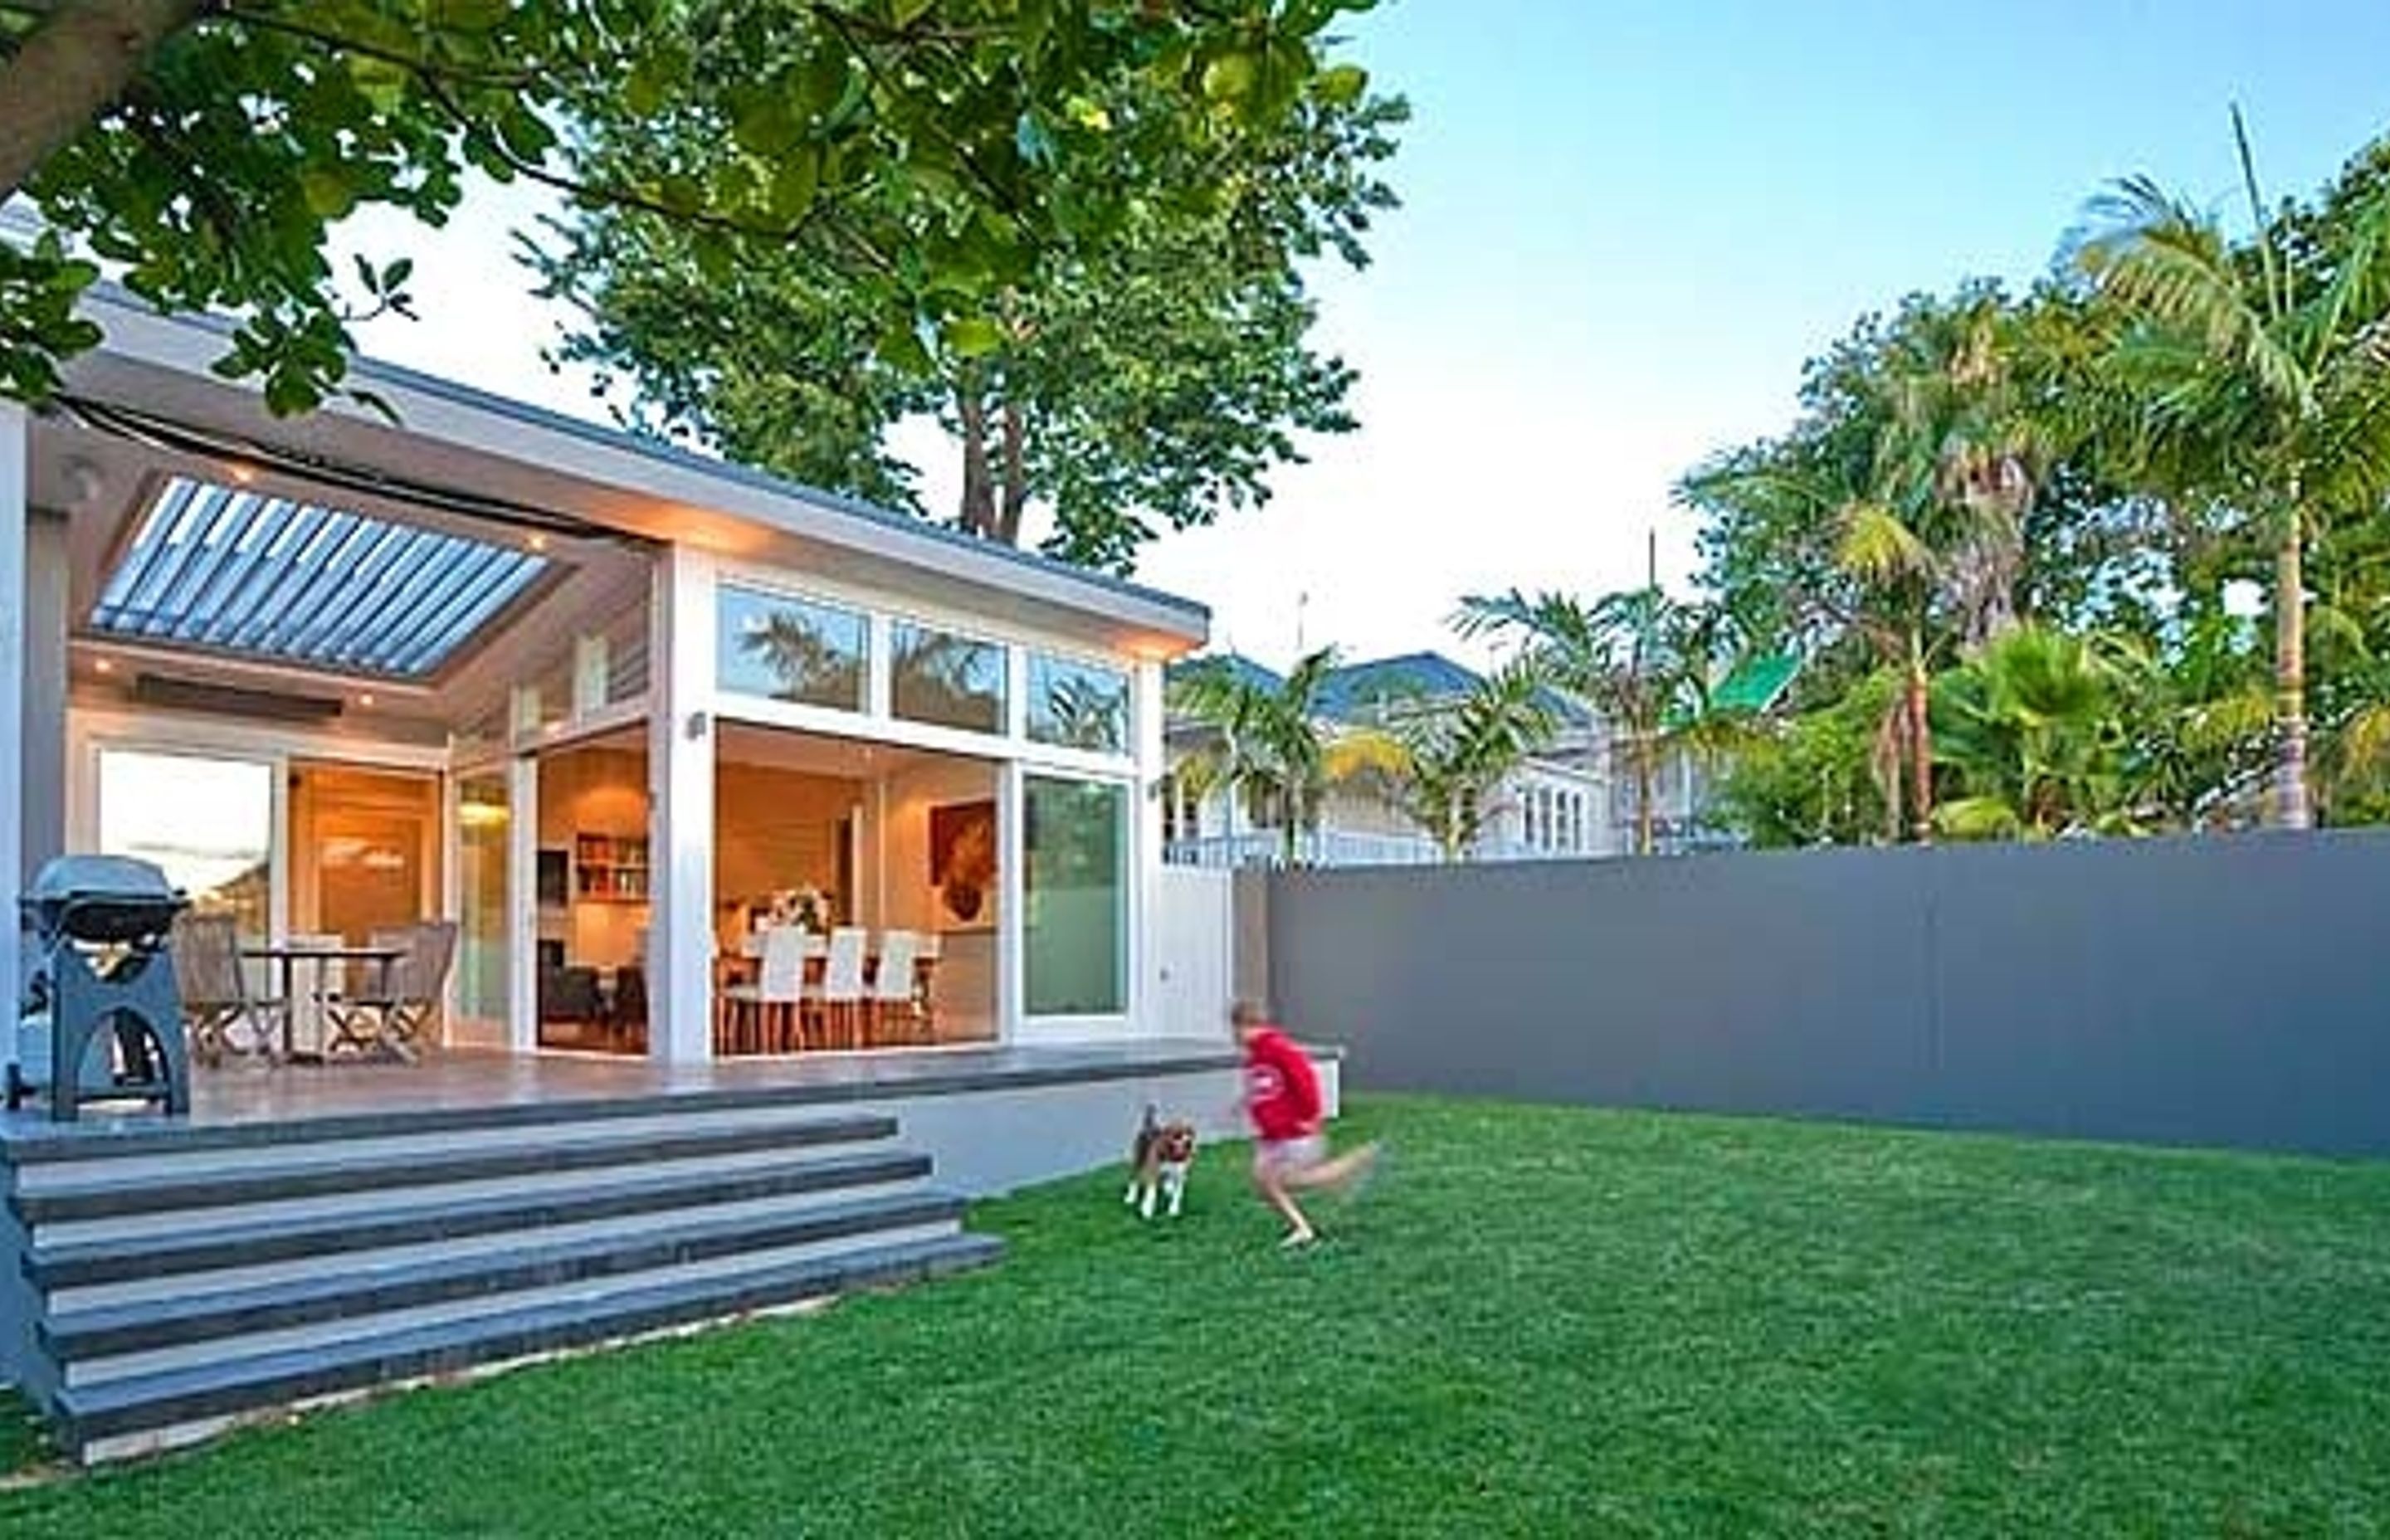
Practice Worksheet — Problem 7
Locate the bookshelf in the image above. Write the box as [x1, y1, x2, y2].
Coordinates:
[574, 831, 651, 903]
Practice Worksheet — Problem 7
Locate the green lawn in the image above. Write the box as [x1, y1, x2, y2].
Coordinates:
[8, 1094, 2390, 1535]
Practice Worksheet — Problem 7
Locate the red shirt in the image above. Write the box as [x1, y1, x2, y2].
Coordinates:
[1241, 1026, 1320, 1141]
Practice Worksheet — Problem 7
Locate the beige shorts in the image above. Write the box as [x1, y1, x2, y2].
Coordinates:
[1256, 1134, 1327, 1172]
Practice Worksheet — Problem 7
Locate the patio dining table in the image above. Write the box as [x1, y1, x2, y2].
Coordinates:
[241, 941, 406, 1062]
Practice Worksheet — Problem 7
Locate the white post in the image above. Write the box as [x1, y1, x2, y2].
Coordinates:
[1132, 659, 1165, 1036]
[648, 544, 716, 1065]
[997, 758, 1023, 1043]
[0, 402, 24, 1071]
[507, 753, 539, 1054]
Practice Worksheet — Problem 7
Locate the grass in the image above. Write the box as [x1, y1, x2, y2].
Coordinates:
[7, 1094, 2390, 1535]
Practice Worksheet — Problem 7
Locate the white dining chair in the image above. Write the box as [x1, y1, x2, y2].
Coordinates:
[868, 929, 923, 1046]
[808, 926, 868, 1049]
[724, 925, 807, 1053]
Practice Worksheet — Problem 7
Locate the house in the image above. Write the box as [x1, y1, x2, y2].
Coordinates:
[0, 284, 1288, 1460]
[1601, 651, 1802, 854]
[1163, 651, 1614, 865]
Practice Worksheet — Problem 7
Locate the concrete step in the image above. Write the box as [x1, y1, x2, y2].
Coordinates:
[34, 1138, 919, 1249]
[25, 1148, 932, 1291]
[56, 1230, 1006, 1462]
[42, 1188, 969, 1368]
[60, 1211, 970, 1388]
[9, 1101, 899, 1194]
[45, 1181, 935, 1313]
[10, 1111, 899, 1225]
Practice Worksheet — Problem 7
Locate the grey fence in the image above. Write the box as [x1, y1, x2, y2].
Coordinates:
[1261, 831, 2390, 1157]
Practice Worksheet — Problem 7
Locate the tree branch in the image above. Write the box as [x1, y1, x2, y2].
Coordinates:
[0, 0, 205, 205]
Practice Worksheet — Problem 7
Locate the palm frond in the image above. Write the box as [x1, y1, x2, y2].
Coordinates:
[1837, 500, 1932, 581]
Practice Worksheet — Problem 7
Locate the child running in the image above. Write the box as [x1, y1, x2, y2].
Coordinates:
[1232, 999, 1379, 1249]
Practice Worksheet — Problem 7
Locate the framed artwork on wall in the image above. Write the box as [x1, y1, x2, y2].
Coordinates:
[929, 799, 997, 929]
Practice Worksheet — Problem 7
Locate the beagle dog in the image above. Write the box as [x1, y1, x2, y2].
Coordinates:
[1124, 1104, 1198, 1220]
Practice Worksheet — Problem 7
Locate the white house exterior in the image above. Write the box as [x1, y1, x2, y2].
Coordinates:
[2, 284, 1215, 1075]
[1162, 651, 1617, 867]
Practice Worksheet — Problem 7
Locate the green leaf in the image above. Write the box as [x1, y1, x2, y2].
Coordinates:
[768, 150, 822, 222]
[876, 320, 935, 376]
[941, 315, 1005, 357]
[1202, 52, 1256, 102]
[300, 168, 357, 220]
[1315, 64, 1368, 105]
[890, 0, 936, 26]
[729, 86, 804, 158]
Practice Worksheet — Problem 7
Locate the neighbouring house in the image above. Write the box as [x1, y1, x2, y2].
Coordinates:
[1598, 651, 1802, 854]
[0, 282, 1298, 1462]
[1163, 651, 1614, 866]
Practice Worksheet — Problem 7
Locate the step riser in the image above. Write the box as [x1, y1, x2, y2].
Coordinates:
[9, 1106, 898, 1196]
[65, 1219, 963, 1387]
[56, 1232, 1005, 1452]
[34, 1140, 896, 1245]
[12, 1112, 897, 1221]
[46, 1192, 968, 1358]
[29, 1152, 932, 1290]
[47, 1177, 934, 1313]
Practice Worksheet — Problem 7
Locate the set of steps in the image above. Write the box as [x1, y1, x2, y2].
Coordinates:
[4, 1099, 1001, 1462]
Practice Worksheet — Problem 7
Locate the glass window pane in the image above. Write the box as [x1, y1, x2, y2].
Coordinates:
[718, 586, 868, 711]
[457, 772, 511, 1023]
[97, 749, 274, 942]
[1027, 653, 1130, 753]
[891, 621, 1006, 734]
[1024, 776, 1126, 1016]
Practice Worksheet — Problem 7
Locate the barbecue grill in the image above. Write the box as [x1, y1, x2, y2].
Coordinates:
[8, 855, 193, 1121]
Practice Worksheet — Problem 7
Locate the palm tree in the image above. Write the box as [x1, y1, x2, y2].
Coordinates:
[2072, 109, 2390, 828]
[1456, 586, 1716, 856]
[1680, 289, 2055, 843]
[1373, 661, 1560, 860]
[1166, 648, 1401, 867]
[1931, 624, 2145, 840]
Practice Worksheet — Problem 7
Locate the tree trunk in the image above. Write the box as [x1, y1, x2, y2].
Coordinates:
[0, 0, 200, 205]
[955, 382, 995, 539]
[1905, 633, 1934, 844]
[1633, 728, 1656, 857]
[2275, 508, 2312, 829]
[995, 397, 1028, 546]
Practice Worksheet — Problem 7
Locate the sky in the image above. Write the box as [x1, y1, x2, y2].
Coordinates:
[341, 1, 2390, 676]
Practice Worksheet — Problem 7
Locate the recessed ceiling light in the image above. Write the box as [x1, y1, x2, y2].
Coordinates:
[226, 461, 257, 486]
[527, 534, 549, 553]
[93, 657, 115, 675]
[357, 692, 376, 708]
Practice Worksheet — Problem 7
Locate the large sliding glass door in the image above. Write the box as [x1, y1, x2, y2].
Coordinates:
[96, 748, 276, 940]
[1022, 775, 1128, 1018]
[456, 772, 513, 1033]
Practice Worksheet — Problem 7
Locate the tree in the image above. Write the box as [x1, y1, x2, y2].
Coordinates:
[1367, 661, 1558, 861]
[1930, 625, 2146, 841]
[0, 0, 1374, 413]
[2071, 109, 2390, 829]
[1680, 286, 2059, 842]
[538, 67, 1402, 571]
[1456, 582, 1725, 856]
[1167, 647, 1399, 868]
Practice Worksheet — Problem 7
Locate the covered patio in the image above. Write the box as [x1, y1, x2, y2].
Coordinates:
[2, 284, 1217, 1106]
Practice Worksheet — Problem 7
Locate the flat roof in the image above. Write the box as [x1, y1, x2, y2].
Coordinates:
[53, 284, 1211, 653]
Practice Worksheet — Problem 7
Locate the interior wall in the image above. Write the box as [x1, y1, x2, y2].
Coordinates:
[713, 760, 861, 951]
[881, 754, 999, 1040]
[880, 756, 998, 935]
[536, 743, 651, 970]
[287, 763, 441, 941]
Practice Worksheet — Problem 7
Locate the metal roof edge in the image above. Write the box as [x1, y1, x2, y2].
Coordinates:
[68, 282, 1212, 637]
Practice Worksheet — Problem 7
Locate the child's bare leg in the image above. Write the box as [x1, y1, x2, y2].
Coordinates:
[1282, 1141, 1380, 1194]
[1251, 1153, 1316, 1243]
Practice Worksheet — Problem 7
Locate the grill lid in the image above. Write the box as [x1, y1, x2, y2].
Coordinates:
[27, 855, 183, 905]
